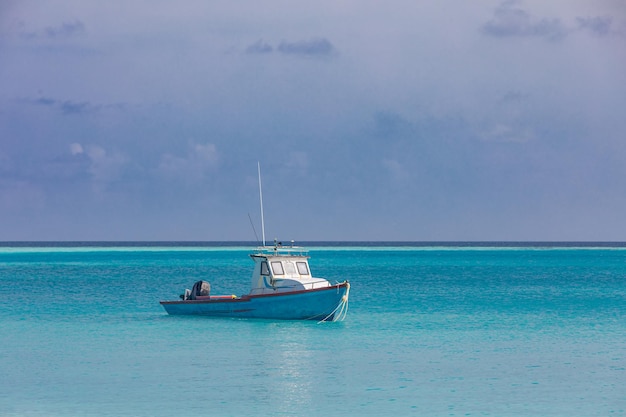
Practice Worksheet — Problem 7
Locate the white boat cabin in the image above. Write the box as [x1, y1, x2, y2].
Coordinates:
[249, 243, 332, 295]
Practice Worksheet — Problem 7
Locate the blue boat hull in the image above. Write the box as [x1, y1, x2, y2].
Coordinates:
[160, 282, 349, 321]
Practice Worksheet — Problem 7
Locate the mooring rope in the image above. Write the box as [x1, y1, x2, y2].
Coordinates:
[318, 282, 350, 324]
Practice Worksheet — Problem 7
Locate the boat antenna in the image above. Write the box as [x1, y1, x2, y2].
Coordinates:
[258, 162, 266, 247]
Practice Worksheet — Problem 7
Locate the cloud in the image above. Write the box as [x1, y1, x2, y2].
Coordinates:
[245, 39, 273, 54]
[478, 123, 535, 143]
[576, 16, 615, 36]
[482, 1, 567, 40]
[278, 38, 335, 56]
[193, 143, 218, 165]
[60, 101, 91, 115]
[65, 143, 128, 186]
[69, 143, 84, 155]
[158, 142, 219, 183]
[20, 20, 86, 40]
[499, 91, 528, 104]
[244, 38, 336, 57]
[84, 145, 128, 184]
[44, 20, 85, 38]
[34, 97, 56, 106]
[24, 96, 123, 115]
[382, 159, 410, 182]
[29, 96, 93, 114]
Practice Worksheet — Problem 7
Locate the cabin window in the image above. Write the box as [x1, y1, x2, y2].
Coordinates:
[284, 262, 296, 274]
[271, 261, 284, 275]
[296, 262, 309, 275]
[260, 261, 270, 276]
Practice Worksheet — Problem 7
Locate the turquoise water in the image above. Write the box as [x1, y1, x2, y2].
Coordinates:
[1, 243, 625, 416]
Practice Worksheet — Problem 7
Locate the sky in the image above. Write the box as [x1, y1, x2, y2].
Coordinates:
[1, 0, 625, 241]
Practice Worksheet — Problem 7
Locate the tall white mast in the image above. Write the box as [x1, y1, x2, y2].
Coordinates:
[258, 162, 266, 247]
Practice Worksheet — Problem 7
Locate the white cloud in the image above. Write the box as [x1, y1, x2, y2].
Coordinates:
[69, 142, 84, 155]
[79, 145, 128, 183]
[382, 159, 409, 182]
[193, 143, 218, 164]
[479, 124, 535, 143]
[158, 142, 219, 183]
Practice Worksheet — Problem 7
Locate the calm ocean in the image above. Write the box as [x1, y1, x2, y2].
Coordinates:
[1, 243, 625, 416]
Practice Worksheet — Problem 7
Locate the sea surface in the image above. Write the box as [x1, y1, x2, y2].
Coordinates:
[1, 242, 625, 416]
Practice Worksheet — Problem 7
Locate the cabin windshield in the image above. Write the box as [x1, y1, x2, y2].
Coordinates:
[296, 262, 309, 275]
[271, 261, 284, 275]
[263, 259, 311, 277]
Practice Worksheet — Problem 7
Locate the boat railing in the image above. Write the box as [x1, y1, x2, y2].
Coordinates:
[253, 242, 309, 257]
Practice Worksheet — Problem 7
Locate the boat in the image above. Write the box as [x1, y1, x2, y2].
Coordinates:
[160, 164, 350, 321]
[160, 240, 350, 321]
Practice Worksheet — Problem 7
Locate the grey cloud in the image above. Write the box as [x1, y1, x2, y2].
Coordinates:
[576, 16, 614, 36]
[500, 91, 528, 104]
[244, 38, 336, 57]
[246, 40, 273, 54]
[34, 97, 56, 106]
[20, 20, 86, 40]
[60, 101, 91, 115]
[30, 97, 94, 114]
[24, 96, 125, 115]
[45, 20, 85, 38]
[278, 38, 335, 56]
[482, 2, 567, 40]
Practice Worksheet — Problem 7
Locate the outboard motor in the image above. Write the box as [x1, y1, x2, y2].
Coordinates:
[190, 280, 210, 300]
